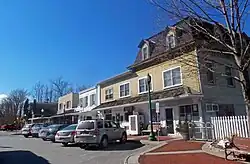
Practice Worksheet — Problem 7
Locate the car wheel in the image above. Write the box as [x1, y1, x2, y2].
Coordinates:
[100, 136, 108, 149]
[24, 135, 28, 138]
[79, 144, 86, 149]
[42, 138, 46, 141]
[51, 139, 56, 143]
[62, 143, 68, 147]
[120, 133, 127, 144]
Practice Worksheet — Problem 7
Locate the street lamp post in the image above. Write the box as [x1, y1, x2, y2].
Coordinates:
[41, 109, 44, 123]
[147, 74, 157, 141]
[63, 105, 66, 124]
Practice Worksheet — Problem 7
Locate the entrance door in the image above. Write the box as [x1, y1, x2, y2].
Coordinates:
[165, 108, 174, 134]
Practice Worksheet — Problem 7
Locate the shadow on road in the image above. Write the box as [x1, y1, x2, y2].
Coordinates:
[85, 141, 145, 151]
[0, 150, 50, 164]
[0, 146, 12, 148]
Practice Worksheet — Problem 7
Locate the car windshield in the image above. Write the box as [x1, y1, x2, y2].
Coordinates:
[77, 121, 94, 130]
[62, 124, 77, 131]
[47, 124, 61, 129]
[43, 123, 50, 127]
[33, 124, 42, 128]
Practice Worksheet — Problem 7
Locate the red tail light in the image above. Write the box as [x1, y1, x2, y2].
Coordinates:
[71, 131, 76, 136]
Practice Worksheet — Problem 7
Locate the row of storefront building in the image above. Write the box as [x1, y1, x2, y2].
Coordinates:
[29, 18, 247, 137]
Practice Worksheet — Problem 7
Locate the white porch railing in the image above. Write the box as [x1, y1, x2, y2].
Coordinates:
[211, 116, 250, 140]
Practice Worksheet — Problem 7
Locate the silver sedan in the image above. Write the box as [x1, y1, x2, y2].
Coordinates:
[55, 124, 77, 146]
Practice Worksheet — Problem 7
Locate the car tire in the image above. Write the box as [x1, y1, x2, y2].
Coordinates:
[120, 132, 127, 144]
[42, 138, 46, 141]
[51, 139, 56, 143]
[24, 135, 28, 138]
[99, 136, 108, 149]
[62, 143, 68, 147]
[79, 144, 86, 149]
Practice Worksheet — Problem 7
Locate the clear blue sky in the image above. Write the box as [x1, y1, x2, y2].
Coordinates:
[0, 0, 164, 94]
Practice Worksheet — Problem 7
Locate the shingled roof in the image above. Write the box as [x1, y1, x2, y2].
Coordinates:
[94, 86, 202, 110]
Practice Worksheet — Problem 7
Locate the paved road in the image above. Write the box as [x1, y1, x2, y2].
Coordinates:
[0, 131, 154, 164]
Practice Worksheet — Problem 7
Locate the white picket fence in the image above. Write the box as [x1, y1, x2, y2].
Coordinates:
[211, 116, 250, 140]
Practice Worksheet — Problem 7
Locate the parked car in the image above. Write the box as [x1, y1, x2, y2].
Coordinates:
[21, 124, 35, 138]
[31, 123, 51, 137]
[55, 124, 77, 146]
[39, 124, 69, 142]
[38, 126, 49, 141]
[74, 119, 127, 149]
[0, 124, 7, 131]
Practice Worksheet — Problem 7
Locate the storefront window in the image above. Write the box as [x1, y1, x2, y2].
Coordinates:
[124, 106, 134, 122]
[104, 109, 112, 120]
[179, 104, 199, 121]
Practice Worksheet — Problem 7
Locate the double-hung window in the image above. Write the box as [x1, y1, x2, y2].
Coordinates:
[120, 83, 130, 98]
[105, 88, 113, 100]
[206, 103, 219, 112]
[167, 34, 175, 48]
[138, 77, 152, 93]
[206, 61, 215, 84]
[142, 45, 149, 60]
[163, 67, 181, 88]
[84, 96, 88, 108]
[225, 66, 234, 86]
[90, 94, 96, 106]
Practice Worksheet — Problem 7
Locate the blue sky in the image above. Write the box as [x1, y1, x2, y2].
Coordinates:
[0, 0, 164, 94]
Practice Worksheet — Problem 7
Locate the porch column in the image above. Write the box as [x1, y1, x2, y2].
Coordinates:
[172, 106, 179, 135]
[197, 101, 206, 139]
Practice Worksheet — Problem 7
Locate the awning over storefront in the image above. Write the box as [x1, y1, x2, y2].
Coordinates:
[93, 86, 203, 111]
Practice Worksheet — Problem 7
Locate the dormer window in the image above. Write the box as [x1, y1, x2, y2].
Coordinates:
[167, 33, 175, 49]
[142, 45, 149, 60]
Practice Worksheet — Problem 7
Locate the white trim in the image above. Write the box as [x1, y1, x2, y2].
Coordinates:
[119, 82, 131, 98]
[138, 75, 153, 94]
[95, 94, 203, 111]
[162, 66, 182, 89]
[79, 86, 96, 95]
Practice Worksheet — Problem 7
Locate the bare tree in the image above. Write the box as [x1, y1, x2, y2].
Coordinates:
[0, 97, 15, 123]
[43, 84, 49, 102]
[149, 0, 250, 117]
[32, 81, 45, 102]
[75, 84, 87, 92]
[49, 85, 54, 102]
[50, 77, 71, 101]
[8, 89, 29, 118]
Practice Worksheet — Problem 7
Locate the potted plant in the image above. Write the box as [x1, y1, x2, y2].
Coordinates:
[176, 119, 190, 140]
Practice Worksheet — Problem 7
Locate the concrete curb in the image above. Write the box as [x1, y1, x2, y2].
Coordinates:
[124, 138, 182, 164]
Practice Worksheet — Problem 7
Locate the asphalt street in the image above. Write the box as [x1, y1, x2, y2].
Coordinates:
[0, 131, 154, 164]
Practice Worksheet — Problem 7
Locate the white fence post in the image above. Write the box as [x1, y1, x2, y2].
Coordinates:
[211, 115, 249, 140]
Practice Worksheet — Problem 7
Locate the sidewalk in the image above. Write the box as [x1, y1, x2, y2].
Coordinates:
[138, 140, 240, 164]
